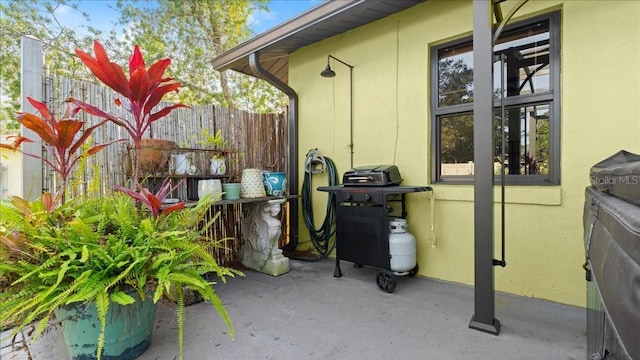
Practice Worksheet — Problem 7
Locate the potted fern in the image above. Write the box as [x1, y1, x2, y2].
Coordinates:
[0, 188, 235, 360]
[0, 41, 240, 360]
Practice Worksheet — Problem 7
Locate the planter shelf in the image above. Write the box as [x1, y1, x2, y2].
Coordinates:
[126, 147, 234, 178]
[129, 148, 241, 202]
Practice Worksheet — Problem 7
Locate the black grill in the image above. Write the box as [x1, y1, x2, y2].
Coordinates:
[342, 165, 402, 186]
[318, 183, 431, 291]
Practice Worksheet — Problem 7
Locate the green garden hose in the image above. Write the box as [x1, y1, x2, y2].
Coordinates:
[300, 149, 338, 259]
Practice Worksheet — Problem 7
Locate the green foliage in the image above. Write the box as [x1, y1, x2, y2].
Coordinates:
[198, 129, 227, 150]
[0, 192, 241, 360]
[115, 0, 286, 112]
[438, 58, 474, 163]
[1, 8, 247, 358]
[0, 0, 107, 133]
[0, 0, 287, 133]
[438, 58, 508, 164]
[1, 0, 286, 134]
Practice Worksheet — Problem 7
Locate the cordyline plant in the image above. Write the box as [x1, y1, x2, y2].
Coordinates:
[0, 41, 239, 360]
[68, 40, 188, 183]
[0, 98, 117, 203]
[118, 176, 185, 218]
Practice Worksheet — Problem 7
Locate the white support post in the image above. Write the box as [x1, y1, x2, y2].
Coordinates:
[20, 36, 44, 200]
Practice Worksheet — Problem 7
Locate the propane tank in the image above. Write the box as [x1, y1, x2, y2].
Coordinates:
[389, 218, 416, 272]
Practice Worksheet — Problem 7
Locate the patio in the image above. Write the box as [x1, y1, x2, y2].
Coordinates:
[3, 258, 585, 360]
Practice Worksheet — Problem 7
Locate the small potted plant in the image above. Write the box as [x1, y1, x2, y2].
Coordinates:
[0, 41, 240, 360]
[198, 129, 227, 175]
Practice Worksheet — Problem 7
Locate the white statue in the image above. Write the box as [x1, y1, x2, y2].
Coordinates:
[241, 199, 289, 276]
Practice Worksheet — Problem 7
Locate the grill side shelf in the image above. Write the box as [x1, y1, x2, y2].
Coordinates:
[317, 185, 432, 194]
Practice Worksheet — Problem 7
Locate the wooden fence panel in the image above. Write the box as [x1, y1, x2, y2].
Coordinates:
[40, 74, 290, 266]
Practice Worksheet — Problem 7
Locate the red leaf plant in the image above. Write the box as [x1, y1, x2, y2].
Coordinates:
[0, 43, 236, 360]
[67, 41, 188, 182]
[115, 178, 185, 218]
[0, 98, 118, 203]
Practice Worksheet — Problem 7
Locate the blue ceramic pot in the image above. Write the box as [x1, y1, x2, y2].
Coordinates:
[54, 288, 157, 360]
[262, 172, 287, 196]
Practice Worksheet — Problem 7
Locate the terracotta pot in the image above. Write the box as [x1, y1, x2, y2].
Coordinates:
[137, 139, 176, 175]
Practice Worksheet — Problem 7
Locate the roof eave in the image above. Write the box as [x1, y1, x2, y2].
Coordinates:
[212, 0, 364, 73]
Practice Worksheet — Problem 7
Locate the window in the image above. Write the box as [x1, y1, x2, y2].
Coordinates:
[431, 12, 560, 184]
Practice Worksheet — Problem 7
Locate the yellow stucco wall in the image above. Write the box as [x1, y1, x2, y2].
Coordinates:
[0, 147, 23, 199]
[289, 0, 640, 307]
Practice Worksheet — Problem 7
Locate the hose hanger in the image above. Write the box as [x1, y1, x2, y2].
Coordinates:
[300, 149, 338, 260]
[305, 148, 327, 174]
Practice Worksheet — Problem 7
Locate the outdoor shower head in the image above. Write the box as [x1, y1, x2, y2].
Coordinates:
[318, 54, 354, 168]
[320, 55, 353, 78]
[320, 63, 336, 78]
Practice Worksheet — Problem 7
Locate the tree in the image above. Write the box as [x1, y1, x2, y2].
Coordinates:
[114, 0, 286, 112]
[0, 0, 108, 133]
[438, 58, 474, 163]
[0, 0, 287, 134]
[439, 58, 517, 166]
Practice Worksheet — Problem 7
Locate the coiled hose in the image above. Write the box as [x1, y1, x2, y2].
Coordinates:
[301, 149, 339, 259]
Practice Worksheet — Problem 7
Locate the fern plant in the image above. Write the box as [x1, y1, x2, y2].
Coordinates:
[0, 191, 241, 360]
[0, 40, 242, 360]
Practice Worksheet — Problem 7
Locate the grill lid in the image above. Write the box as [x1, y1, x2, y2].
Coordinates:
[342, 165, 402, 186]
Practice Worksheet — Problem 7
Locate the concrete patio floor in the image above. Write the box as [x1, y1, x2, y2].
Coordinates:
[2, 258, 585, 360]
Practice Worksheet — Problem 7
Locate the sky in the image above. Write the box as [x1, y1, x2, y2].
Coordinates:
[0, 1, 322, 110]
[54, 0, 322, 36]
[250, 0, 323, 34]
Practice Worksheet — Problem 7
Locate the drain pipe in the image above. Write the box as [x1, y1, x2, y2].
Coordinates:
[249, 52, 299, 250]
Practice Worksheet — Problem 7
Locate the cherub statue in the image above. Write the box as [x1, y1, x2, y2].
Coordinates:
[241, 199, 288, 275]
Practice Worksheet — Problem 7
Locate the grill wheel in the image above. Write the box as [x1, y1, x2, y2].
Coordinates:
[376, 271, 397, 293]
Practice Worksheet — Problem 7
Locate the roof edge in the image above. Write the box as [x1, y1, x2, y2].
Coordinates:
[212, 0, 365, 71]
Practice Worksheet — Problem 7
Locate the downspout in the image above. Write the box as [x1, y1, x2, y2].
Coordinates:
[249, 52, 299, 250]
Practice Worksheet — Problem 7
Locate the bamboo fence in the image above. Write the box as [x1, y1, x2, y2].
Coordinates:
[40, 73, 290, 265]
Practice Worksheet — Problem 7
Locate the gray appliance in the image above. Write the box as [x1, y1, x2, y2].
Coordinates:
[584, 151, 640, 360]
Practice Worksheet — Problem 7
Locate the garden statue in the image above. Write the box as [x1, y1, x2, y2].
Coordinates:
[241, 198, 289, 276]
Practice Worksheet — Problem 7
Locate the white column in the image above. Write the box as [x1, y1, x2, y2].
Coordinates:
[20, 36, 44, 200]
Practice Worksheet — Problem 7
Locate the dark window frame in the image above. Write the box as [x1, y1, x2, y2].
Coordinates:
[430, 11, 561, 185]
